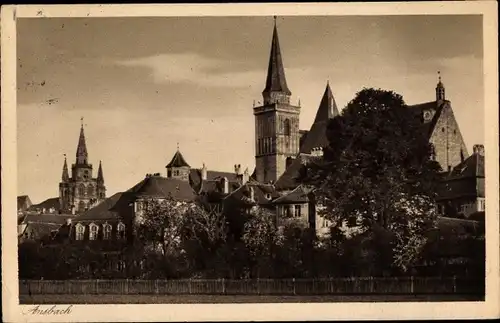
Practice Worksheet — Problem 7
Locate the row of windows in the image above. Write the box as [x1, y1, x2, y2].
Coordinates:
[279, 205, 302, 218]
[75, 222, 125, 241]
[258, 117, 294, 138]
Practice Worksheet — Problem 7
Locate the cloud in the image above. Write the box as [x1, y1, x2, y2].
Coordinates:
[114, 53, 265, 89]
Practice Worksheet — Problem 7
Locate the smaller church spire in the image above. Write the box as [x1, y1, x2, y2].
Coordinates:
[314, 81, 339, 123]
[97, 160, 104, 183]
[76, 117, 88, 165]
[436, 71, 445, 102]
[61, 154, 69, 182]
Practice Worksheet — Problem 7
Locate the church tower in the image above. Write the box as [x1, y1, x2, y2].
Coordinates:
[165, 144, 191, 182]
[59, 119, 106, 214]
[254, 17, 301, 183]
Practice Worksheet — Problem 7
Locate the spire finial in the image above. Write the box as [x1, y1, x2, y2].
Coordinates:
[438, 70, 441, 82]
[176, 142, 179, 150]
[80, 117, 84, 127]
[273, 15, 277, 26]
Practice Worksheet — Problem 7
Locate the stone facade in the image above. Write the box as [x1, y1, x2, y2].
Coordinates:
[254, 104, 301, 183]
[428, 101, 469, 172]
[59, 122, 106, 214]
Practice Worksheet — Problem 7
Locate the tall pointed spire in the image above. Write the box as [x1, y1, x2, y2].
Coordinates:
[262, 16, 291, 105]
[313, 81, 339, 123]
[97, 160, 104, 183]
[62, 154, 69, 182]
[76, 117, 88, 164]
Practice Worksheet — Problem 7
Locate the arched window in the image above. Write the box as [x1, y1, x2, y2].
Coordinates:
[79, 184, 85, 196]
[283, 119, 291, 136]
[103, 223, 112, 240]
[117, 222, 126, 240]
[75, 223, 85, 240]
[89, 223, 99, 240]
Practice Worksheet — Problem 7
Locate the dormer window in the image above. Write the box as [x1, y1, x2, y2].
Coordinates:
[75, 223, 85, 240]
[89, 223, 99, 240]
[103, 223, 112, 240]
[117, 222, 126, 240]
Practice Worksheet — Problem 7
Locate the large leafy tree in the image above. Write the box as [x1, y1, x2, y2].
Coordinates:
[302, 88, 442, 272]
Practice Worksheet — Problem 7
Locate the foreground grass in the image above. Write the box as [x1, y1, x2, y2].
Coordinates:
[20, 294, 484, 304]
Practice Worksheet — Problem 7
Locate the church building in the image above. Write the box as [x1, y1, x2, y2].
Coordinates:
[59, 120, 107, 214]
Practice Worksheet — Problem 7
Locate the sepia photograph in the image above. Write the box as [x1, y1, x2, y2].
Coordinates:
[2, 2, 499, 322]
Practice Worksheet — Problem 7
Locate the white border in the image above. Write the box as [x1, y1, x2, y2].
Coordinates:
[2, 2, 499, 322]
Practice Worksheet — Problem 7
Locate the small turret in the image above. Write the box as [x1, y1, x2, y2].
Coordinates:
[436, 71, 445, 103]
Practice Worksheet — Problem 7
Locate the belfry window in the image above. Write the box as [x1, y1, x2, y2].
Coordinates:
[79, 184, 85, 196]
[284, 119, 291, 136]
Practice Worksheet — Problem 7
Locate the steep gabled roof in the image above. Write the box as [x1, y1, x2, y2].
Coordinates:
[299, 82, 339, 154]
[275, 154, 315, 190]
[273, 185, 311, 204]
[450, 152, 485, 179]
[408, 100, 447, 139]
[76, 192, 124, 221]
[28, 197, 61, 212]
[224, 182, 278, 206]
[166, 150, 190, 168]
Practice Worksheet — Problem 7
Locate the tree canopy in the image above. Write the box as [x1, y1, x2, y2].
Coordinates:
[301, 88, 442, 272]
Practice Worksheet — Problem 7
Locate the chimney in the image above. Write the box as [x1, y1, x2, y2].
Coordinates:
[201, 163, 208, 180]
[249, 186, 255, 201]
[242, 167, 250, 185]
[473, 144, 485, 156]
[222, 177, 229, 194]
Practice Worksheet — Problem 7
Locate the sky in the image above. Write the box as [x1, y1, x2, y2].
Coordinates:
[17, 15, 484, 204]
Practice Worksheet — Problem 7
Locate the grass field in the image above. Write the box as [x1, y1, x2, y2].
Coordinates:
[19, 294, 484, 304]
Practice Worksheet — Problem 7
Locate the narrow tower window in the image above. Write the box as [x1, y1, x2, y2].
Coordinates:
[283, 118, 291, 136]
